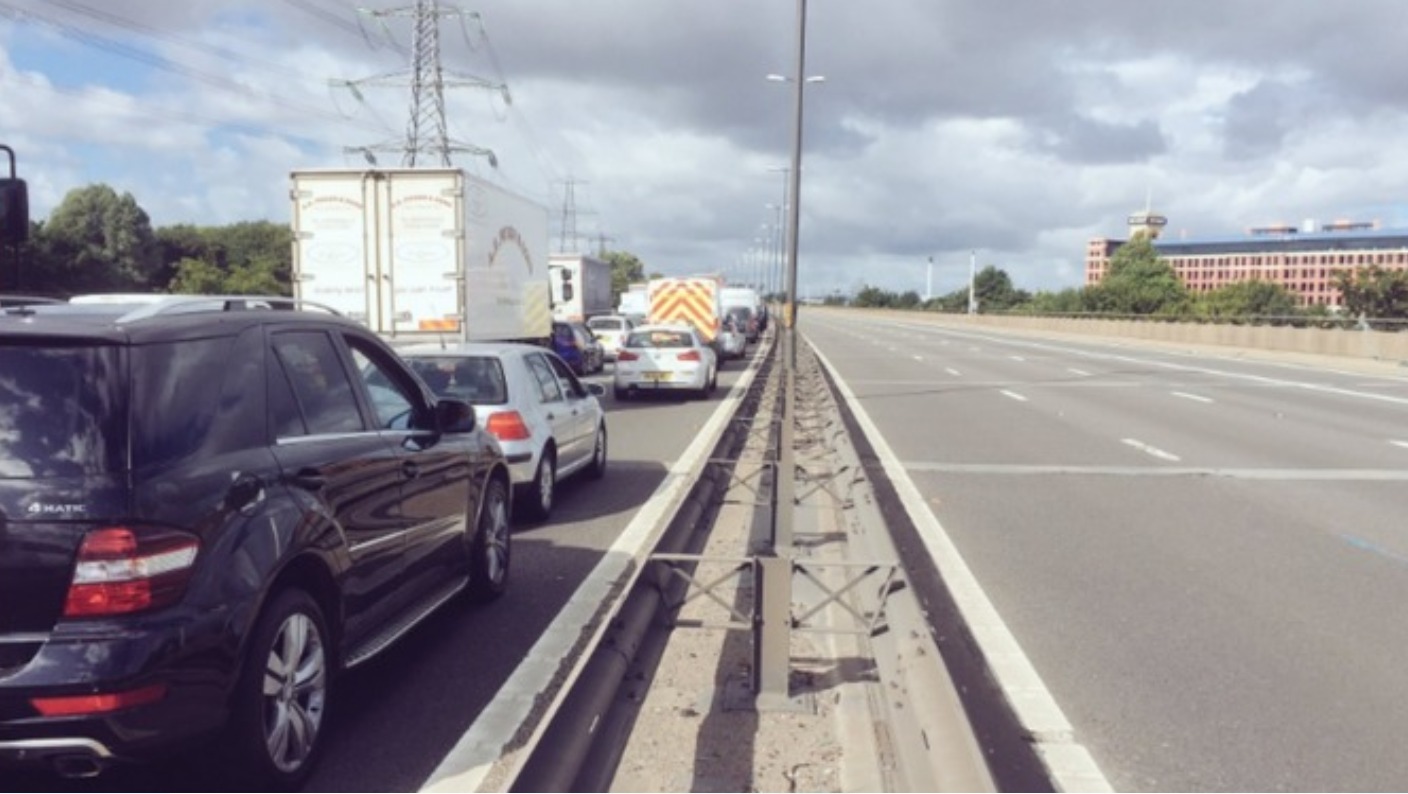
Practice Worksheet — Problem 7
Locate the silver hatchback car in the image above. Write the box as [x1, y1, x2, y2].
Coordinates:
[401, 342, 608, 521]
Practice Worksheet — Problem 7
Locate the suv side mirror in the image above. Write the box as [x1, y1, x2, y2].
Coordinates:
[0, 178, 28, 246]
[435, 398, 476, 433]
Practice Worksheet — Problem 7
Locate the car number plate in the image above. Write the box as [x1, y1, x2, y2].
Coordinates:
[644, 371, 672, 382]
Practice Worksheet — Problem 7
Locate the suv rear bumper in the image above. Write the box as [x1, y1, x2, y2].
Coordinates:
[0, 736, 115, 778]
[0, 610, 236, 774]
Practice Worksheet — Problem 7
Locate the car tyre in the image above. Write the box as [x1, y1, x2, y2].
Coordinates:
[467, 476, 511, 602]
[614, 385, 630, 401]
[587, 424, 607, 480]
[523, 449, 556, 521]
[227, 588, 330, 791]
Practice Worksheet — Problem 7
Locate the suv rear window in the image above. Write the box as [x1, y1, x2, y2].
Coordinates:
[0, 344, 127, 477]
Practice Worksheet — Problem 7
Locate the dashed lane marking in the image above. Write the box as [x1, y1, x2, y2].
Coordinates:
[1121, 438, 1181, 462]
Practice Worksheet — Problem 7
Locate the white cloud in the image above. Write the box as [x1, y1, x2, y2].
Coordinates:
[5, 0, 1408, 296]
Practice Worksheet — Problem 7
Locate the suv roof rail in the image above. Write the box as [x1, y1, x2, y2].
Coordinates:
[63, 294, 342, 323]
[0, 294, 62, 307]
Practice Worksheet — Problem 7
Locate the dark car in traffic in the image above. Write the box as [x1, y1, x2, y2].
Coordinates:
[551, 320, 604, 376]
[0, 295, 513, 788]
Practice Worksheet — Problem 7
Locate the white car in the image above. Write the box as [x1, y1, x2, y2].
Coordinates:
[613, 323, 718, 400]
[586, 314, 635, 361]
[401, 342, 608, 521]
[717, 314, 748, 360]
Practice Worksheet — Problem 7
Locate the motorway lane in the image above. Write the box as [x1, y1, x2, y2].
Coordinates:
[804, 309, 1408, 792]
[1, 352, 757, 794]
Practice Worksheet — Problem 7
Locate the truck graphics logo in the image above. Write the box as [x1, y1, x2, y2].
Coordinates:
[488, 226, 534, 274]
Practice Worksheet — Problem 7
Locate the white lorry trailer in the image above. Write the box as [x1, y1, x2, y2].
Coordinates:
[548, 253, 613, 323]
[290, 167, 552, 342]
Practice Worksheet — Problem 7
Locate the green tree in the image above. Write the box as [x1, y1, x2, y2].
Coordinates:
[1088, 232, 1189, 315]
[853, 285, 896, 308]
[204, 221, 292, 287]
[1333, 265, 1408, 319]
[43, 184, 161, 291]
[168, 257, 227, 294]
[602, 250, 646, 306]
[1194, 280, 1300, 319]
[154, 223, 216, 288]
[970, 265, 1031, 312]
[1018, 287, 1088, 314]
[224, 257, 286, 295]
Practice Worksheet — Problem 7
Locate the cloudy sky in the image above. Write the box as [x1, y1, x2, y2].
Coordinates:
[4, 0, 1408, 298]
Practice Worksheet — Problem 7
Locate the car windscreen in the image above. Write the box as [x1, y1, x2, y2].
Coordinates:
[408, 356, 508, 405]
[625, 330, 692, 349]
[0, 343, 128, 477]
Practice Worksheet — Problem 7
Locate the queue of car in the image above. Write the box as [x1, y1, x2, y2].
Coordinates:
[0, 292, 758, 787]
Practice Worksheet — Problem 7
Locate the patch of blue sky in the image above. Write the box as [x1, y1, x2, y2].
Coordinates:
[7, 25, 161, 95]
[204, 126, 324, 162]
[1352, 202, 1408, 229]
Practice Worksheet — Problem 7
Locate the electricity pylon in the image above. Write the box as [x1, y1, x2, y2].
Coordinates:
[334, 0, 507, 167]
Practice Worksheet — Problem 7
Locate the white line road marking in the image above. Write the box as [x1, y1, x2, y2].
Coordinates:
[1122, 438, 1182, 462]
[1010, 355, 1026, 362]
[809, 343, 1112, 793]
[946, 367, 962, 376]
[1000, 389, 1028, 402]
[1067, 368, 1090, 377]
[913, 354, 924, 362]
[902, 462, 1408, 480]
[1172, 391, 1214, 404]
[1391, 440, 1408, 450]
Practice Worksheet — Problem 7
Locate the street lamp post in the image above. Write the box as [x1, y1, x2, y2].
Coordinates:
[969, 249, 977, 314]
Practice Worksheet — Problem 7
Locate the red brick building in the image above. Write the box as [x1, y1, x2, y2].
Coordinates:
[1085, 219, 1408, 308]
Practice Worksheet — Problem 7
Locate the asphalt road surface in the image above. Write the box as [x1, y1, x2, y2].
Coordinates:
[803, 309, 1408, 792]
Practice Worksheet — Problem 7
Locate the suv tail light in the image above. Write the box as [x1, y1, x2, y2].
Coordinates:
[64, 528, 200, 618]
[31, 684, 168, 717]
[485, 411, 532, 441]
[678, 350, 701, 362]
[617, 350, 639, 362]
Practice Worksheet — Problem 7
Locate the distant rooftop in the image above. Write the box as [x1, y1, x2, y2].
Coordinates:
[1151, 226, 1408, 256]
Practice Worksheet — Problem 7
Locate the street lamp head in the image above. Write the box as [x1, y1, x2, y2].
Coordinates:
[766, 74, 788, 83]
[804, 76, 826, 84]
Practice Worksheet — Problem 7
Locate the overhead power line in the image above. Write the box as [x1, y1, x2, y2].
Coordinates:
[334, 0, 507, 167]
[0, 1, 394, 137]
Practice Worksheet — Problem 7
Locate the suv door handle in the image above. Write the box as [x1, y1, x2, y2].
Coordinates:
[285, 469, 326, 492]
[224, 473, 266, 512]
[401, 460, 420, 479]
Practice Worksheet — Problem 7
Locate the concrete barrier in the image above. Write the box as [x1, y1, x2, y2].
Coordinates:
[835, 309, 1408, 366]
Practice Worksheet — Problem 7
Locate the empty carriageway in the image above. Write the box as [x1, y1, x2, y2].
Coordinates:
[801, 307, 1408, 793]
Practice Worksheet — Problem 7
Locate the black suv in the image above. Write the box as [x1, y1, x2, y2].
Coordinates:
[0, 296, 513, 787]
